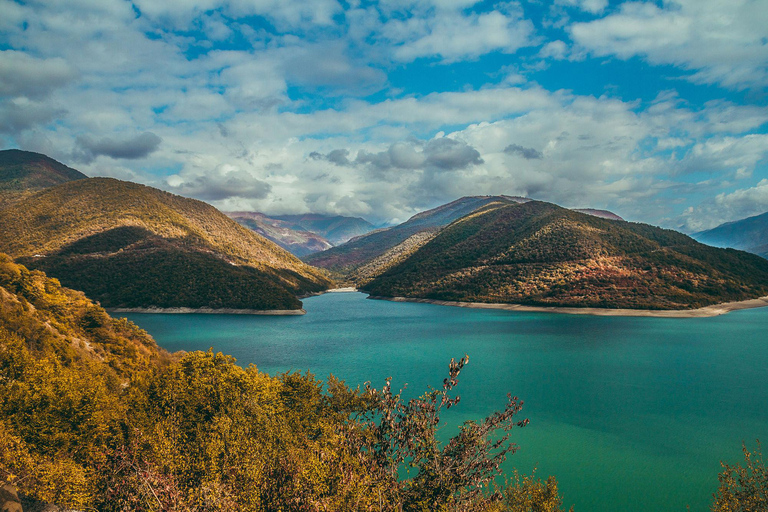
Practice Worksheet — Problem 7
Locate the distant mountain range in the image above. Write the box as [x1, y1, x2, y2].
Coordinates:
[573, 209, 624, 221]
[361, 201, 768, 310]
[225, 211, 375, 257]
[692, 212, 768, 259]
[269, 213, 376, 245]
[0, 150, 331, 311]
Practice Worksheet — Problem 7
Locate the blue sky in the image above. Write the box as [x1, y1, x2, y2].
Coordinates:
[1, 0, 767, 230]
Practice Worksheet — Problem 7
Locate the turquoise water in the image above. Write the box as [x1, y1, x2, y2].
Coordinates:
[122, 292, 768, 512]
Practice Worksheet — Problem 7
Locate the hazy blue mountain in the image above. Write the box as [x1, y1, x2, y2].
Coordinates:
[225, 211, 334, 257]
[270, 213, 376, 245]
[692, 212, 768, 259]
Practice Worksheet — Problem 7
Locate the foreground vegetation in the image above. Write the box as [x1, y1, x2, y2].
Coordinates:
[1, 255, 765, 511]
[0, 255, 570, 511]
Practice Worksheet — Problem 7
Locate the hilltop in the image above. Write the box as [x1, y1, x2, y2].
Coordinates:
[362, 201, 768, 310]
[693, 211, 768, 259]
[0, 149, 87, 208]
[0, 177, 332, 310]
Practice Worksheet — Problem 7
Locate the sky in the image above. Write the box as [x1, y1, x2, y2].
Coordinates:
[1, 0, 767, 231]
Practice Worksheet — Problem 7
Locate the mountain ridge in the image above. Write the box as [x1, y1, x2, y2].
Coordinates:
[693, 211, 768, 259]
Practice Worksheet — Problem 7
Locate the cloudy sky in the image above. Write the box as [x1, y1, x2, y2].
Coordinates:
[1, 0, 767, 230]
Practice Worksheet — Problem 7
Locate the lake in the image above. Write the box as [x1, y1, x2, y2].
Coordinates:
[122, 292, 768, 512]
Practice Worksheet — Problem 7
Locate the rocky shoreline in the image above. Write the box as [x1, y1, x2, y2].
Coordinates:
[366, 295, 768, 318]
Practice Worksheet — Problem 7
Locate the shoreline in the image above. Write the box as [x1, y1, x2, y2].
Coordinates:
[299, 286, 358, 299]
[366, 295, 768, 318]
[107, 307, 306, 316]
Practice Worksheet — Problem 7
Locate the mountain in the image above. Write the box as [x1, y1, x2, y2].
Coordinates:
[362, 200, 768, 310]
[270, 214, 376, 246]
[304, 196, 528, 279]
[573, 208, 624, 221]
[0, 177, 332, 310]
[692, 211, 768, 259]
[0, 149, 87, 208]
[225, 211, 333, 257]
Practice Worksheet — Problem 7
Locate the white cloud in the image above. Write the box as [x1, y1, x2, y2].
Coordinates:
[538, 40, 569, 60]
[556, 0, 608, 15]
[1, 0, 766, 231]
[681, 179, 768, 231]
[383, 7, 535, 62]
[0, 51, 78, 99]
[570, 0, 768, 89]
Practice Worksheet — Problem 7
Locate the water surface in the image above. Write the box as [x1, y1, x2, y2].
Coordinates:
[123, 292, 768, 512]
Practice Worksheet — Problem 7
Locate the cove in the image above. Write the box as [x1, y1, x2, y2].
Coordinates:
[122, 292, 768, 512]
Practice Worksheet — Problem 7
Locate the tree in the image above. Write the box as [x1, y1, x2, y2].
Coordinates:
[712, 442, 767, 512]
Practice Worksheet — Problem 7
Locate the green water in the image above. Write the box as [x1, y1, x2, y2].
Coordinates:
[122, 292, 768, 512]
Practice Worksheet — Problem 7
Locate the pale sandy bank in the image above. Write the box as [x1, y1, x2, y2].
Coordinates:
[108, 307, 306, 315]
[366, 295, 768, 318]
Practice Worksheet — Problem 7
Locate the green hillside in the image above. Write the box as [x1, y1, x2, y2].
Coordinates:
[0, 178, 332, 310]
[363, 201, 768, 310]
[0, 149, 87, 208]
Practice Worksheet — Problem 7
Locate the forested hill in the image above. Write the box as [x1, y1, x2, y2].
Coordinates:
[0, 149, 87, 208]
[363, 201, 768, 310]
[0, 177, 332, 310]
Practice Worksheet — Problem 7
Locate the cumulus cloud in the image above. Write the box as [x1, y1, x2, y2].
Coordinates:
[166, 165, 272, 201]
[356, 138, 483, 172]
[383, 7, 535, 62]
[0, 98, 67, 134]
[1, 0, 766, 232]
[309, 148, 351, 166]
[681, 179, 768, 232]
[538, 40, 569, 60]
[556, 0, 608, 14]
[570, 0, 768, 89]
[504, 143, 543, 160]
[0, 50, 78, 99]
[74, 132, 162, 163]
